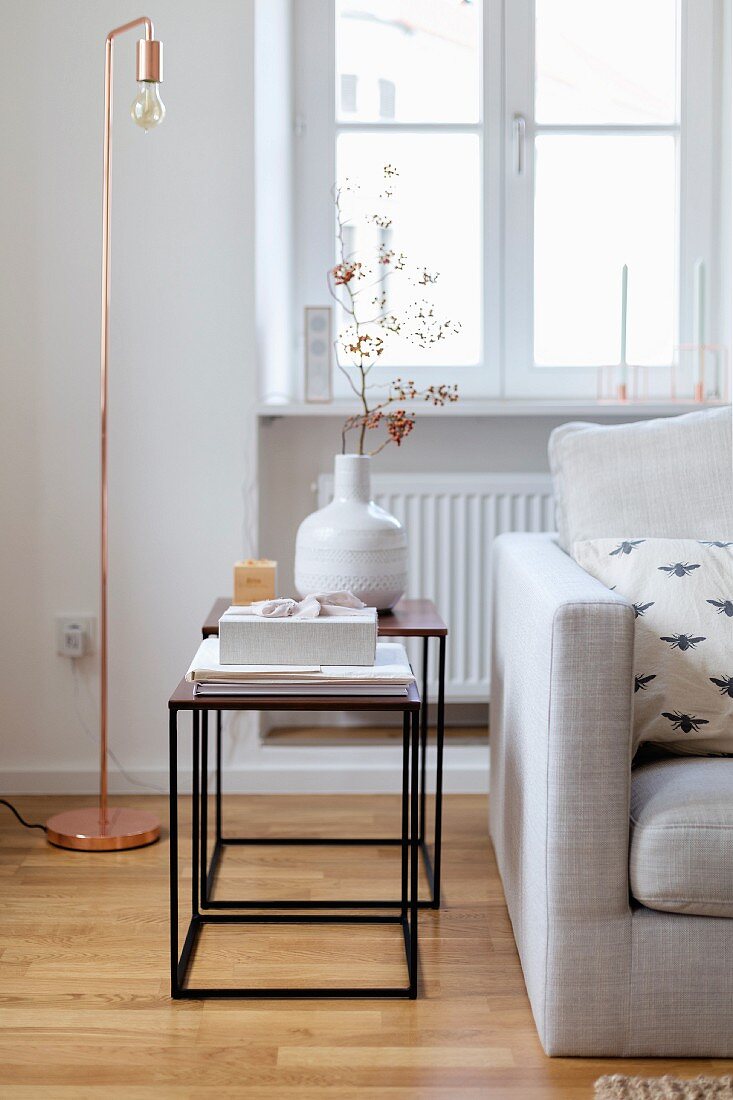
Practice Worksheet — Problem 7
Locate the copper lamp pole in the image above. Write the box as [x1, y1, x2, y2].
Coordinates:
[46, 18, 164, 851]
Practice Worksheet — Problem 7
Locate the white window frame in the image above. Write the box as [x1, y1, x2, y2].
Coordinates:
[293, 0, 724, 402]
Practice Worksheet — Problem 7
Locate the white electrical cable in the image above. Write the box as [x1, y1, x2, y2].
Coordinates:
[71, 661, 166, 795]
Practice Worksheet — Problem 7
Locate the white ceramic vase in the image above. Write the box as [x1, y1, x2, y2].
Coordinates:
[294, 454, 408, 611]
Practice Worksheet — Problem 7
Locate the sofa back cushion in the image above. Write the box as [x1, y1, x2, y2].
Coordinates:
[549, 408, 733, 552]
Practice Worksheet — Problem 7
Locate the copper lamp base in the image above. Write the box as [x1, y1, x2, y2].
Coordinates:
[46, 806, 161, 851]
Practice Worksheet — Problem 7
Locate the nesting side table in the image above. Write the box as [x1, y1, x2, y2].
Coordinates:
[201, 597, 448, 909]
[168, 680, 421, 998]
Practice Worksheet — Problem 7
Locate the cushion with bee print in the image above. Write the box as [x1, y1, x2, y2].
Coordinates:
[573, 537, 733, 756]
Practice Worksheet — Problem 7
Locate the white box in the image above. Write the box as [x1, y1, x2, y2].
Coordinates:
[218, 609, 378, 666]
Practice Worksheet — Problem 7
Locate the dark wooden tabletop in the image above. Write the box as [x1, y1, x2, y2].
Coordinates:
[376, 599, 447, 637]
[169, 679, 421, 713]
[201, 597, 447, 638]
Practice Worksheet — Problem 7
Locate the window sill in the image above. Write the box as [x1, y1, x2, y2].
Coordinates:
[257, 398, 729, 420]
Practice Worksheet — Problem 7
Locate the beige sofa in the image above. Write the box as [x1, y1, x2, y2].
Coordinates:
[489, 408, 733, 1056]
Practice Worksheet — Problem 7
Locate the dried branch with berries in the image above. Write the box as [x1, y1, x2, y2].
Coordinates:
[328, 165, 459, 456]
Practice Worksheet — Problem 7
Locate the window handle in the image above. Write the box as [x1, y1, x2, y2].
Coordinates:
[513, 114, 526, 176]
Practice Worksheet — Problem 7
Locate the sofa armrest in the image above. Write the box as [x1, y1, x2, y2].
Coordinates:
[489, 532, 635, 1054]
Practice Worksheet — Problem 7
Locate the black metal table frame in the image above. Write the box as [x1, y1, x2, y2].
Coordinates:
[169, 701, 421, 999]
[203, 634, 446, 912]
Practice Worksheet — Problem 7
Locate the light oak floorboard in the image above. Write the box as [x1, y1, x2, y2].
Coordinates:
[0, 794, 730, 1097]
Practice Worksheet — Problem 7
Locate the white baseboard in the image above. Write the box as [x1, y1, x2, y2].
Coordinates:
[1, 747, 489, 796]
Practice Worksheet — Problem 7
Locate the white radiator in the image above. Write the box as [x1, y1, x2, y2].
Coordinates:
[317, 472, 555, 702]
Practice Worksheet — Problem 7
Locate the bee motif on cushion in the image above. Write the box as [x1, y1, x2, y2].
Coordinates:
[707, 598, 733, 617]
[660, 634, 706, 651]
[658, 562, 701, 577]
[610, 540, 645, 557]
[633, 601, 655, 618]
[634, 674, 656, 693]
[661, 711, 709, 734]
[710, 676, 733, 698]
[699, 540, 733, 549]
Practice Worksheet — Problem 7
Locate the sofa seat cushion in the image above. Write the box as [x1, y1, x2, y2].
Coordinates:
[630, 757, 733, 918]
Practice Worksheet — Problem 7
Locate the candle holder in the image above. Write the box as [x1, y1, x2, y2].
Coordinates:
[672, 344, 729, 403]
[597, 363, 649, 403]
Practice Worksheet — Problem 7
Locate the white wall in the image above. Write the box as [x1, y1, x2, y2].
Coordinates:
[1, 0, 256, 792]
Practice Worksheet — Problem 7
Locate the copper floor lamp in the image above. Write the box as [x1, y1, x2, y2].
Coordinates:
[46, 18, 165, 850]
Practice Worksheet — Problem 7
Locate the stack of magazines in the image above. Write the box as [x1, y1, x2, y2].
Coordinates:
[185, 637, 415, 698]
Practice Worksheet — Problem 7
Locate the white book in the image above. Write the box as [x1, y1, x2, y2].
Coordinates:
[193, 682, 409, 697]
[185, 637, 415, 686]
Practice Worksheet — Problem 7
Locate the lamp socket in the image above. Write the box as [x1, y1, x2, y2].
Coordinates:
[56, 615, 95, 659]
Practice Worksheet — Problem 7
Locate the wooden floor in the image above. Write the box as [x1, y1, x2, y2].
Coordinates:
[1, 794, 730, 1098]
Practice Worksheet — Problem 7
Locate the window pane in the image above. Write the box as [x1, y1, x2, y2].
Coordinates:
[534, 135, 676, 366]
[336, 0, 481, 123]
[336, 133, 481, 366]
[535, 0, 678, 125]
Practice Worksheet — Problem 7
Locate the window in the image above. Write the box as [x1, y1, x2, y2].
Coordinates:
[294, 1, 725, 400]
[334, 1, 483, 369]
[504, 0, 721, 398]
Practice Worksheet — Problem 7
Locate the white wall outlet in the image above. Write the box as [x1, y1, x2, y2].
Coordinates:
[56, 615, 95, 659]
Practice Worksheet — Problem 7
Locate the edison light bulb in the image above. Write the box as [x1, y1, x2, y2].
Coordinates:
[131, 82, 165, 131]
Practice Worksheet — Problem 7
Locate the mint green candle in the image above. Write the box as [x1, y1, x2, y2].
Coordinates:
[620, 264, 628, 384]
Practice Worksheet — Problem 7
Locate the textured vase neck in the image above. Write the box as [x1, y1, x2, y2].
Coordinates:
[334, 454, 371, 503]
